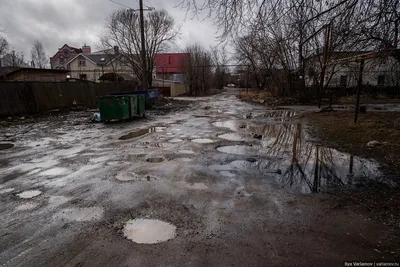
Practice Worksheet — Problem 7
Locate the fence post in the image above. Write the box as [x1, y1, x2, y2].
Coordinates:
[354, 59, 364, 124]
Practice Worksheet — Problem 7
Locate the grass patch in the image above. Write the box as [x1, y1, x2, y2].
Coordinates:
[307, 110, 400, 227]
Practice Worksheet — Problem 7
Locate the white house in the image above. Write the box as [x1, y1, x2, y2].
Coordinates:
[305, 51, 400, 88]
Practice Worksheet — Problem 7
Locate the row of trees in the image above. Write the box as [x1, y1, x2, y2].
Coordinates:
[180, 0, 400, 96]
[99, 8, 234, 95]
[0, 33, 48, 68]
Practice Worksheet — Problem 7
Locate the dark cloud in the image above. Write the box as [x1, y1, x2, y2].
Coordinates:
[0, 0, 218, 59]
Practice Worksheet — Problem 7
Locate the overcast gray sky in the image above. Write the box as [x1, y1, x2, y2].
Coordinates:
[0, 0, 219, 59]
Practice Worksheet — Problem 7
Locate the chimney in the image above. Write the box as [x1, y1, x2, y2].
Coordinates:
[82, 44, 91, 54]
[114, 46, 119, 54]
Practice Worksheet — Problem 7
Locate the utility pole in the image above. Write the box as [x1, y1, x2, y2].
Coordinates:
[139, 0, 148, 90]
[110, 0, 154, 90]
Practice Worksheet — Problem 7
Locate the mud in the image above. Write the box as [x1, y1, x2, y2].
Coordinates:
[146, 157, 165, 163]
[0, 89, 398, 267]
[57, 207, 104, 221]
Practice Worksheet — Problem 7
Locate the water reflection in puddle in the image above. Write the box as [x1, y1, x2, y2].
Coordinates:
[0, 188, 15, 194]
[123, 219, 177, 244]
[0, 143, 14, 150]
[119, 127, 164, 140]
[16, 203, 39, 211]
[40, 167, 68, 176]
[219, 171, 236, 177]
[146, 157, 165, 163]
[17, 190, 42, 199]
[217, 145, 260, 155]
[214, 118, 384, 193]
[218, 133, 253, 141]
[58, 207, 104, 221]
[191, 139, 215, 144]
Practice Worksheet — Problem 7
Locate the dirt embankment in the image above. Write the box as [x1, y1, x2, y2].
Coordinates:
[306, 110, 400, 228]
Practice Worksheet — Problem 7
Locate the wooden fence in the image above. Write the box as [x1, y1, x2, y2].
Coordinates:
[0, 81, 135, 117]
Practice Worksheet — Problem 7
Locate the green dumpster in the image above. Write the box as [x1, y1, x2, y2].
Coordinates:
[98, 96, 131, 122]
[128, 95, 138, 117]
[137, 94, 146, 117]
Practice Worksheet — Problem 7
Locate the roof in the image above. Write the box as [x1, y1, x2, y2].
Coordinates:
[60, 44, 82, 54]
[6, 68, 68, 75]
[66, 53, 120, 66]
[50, 44, 83, 60]
[0, 67, 68, 80]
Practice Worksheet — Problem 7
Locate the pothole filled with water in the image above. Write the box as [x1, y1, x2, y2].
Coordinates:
[219, 171, 237, 177]
[178, 150, 195, 155]
[0, 143, 14, 150]
[17, 190, 42, 199]
[217, 145, 259, 155]
[123, 219, 177, 244]
[119, 127, 159, 140]
[169, 138, 183, 143]
[40, 167, 68, 176]
[115, 172, 139, 181]
[146, 157, 165, 163]
[212, 120, 246, 131]
[191, 139, 215, 144]
[0, 188, 15, 194]
[218, 133, 253, 141]
[16, 203, 39, 211]
[58, 207, 104, 221]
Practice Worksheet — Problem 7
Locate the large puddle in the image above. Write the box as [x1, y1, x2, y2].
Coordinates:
[58, 207, 104, 221]
[191, 139, 215, 144]
[213, 115, 385, 193]
[123, 219, 177, 244]
[17, 190, 42, 199]
[0, 143, 14, 150]
[119, 127, 164, 140]
[217, 145, 260, 155]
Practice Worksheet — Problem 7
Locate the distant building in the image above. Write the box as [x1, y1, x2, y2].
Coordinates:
[155, 53, 190, 81]
[305, 51, 400, 88]
[65, 46, 134, 82]
[0, 67, 68, 81]
[50, 44, 84, 70]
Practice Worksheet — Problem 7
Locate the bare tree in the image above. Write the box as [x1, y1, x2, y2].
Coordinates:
[184, 44, 213, 95]
[210, 45, 229, 89]
[0, 36, 8, 58]
[1, 51, 27, 67]
[101, 9, 179, 87]
[31, 40, 48, 68]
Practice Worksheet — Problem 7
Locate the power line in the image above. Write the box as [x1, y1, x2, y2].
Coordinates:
[109, 0, 133, 9]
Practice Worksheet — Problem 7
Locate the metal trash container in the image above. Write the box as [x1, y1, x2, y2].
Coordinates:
[98, 95, 131, 122]
[136, 94, 146, 117]
[110, 89, 158, 109]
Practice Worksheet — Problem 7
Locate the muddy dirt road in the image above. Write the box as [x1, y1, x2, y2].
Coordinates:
[0, 90, 399, 267]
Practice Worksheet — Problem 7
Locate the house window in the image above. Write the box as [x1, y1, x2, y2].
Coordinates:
[168, 56, 171, 64]
[59, 57, 65, 64]
[64, 50, 69, 57]
[377, 75, 385, 85]
[80, 74, 87, 80]
[340, 75, 347, 87]
[79, 59, 86, 67]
